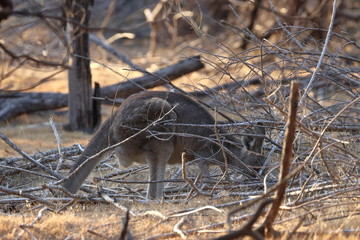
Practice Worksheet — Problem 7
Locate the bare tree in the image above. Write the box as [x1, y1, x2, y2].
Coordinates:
[64, 0, 95, 132]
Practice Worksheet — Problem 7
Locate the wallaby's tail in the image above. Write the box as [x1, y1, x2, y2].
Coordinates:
[62, 119, 112, 194]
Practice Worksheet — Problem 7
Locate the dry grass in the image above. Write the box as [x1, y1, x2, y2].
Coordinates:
[0, 200, 359, 239]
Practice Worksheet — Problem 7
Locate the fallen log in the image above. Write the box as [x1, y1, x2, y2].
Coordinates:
[0, 56, 204, 121]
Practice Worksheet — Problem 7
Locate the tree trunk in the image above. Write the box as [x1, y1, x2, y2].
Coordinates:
[66, 0, 94, 132]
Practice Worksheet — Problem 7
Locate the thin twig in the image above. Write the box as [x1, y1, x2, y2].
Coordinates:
[213, 198, 273, 240]
[173, 217, 187, 239]
[181, 152, 211, 197]
[16, 207, 50, 240]
[298, 0, 339, 106]
[0, 186, 55, 207]
[0, 132, 62, 179]
[49, 118, 64, 173]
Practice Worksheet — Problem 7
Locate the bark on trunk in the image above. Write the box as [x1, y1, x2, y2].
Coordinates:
[67, 0, 93, 132]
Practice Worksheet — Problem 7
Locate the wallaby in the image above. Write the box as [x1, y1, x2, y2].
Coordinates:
[62, 91, 265, 199]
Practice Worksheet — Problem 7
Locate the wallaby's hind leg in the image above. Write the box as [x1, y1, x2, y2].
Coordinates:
[195, 149, 219, 189]
[196, 159, 213, 191]
[145, 140, 174, 200]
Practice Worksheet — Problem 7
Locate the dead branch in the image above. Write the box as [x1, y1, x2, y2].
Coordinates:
[212, 198, 273, 240]
[0, 56, 204, 121]
[0, 42, 67, 68]
[0, 145, 82, 176]
[181, 152, 211, 197]
[0, 132, 63, 179]
[16, 207, 50, 239]
[259, 81, 299, 235]
[99, 191, 134, 215]
[173, 217, 187, 239]
[49, 117, 64, 173]
[89, 34, 142, 70]
[298, 0, 339, 106]
[0, 185, 55, 208]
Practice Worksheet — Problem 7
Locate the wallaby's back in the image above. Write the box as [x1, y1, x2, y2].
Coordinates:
[62, 91, 265, 197]
[63, 91, 217, 194]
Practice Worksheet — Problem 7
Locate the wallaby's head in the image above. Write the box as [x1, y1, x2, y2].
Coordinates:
[242, 124, 265, 153]
[241, 123, 266, 170]
[216, 123, 265, 176]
